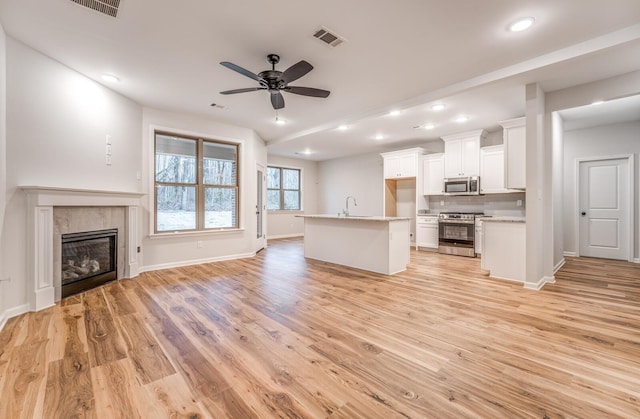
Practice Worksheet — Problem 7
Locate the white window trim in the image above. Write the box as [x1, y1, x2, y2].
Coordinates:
[147, 124, 245, 238]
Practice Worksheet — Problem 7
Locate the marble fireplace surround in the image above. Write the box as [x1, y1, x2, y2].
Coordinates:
[22, 186, 144, 311]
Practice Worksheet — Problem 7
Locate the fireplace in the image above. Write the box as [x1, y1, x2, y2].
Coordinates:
[61, 228, 118, 297]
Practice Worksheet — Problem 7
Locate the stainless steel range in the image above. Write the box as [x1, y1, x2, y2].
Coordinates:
[438, 212, 484, 257]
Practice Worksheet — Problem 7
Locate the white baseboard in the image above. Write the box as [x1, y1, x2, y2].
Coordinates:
[563, 251, 577, 257]
[0, 303, 29, 333]
[553, 258, 566, 274]
[634, 258, 640, 264]
[524, 276, 555, 291]
[140, 252, 256, 273]
[267, 233, 303, 240]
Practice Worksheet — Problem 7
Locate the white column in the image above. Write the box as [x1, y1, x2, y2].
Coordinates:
[126, 205, 139, 278]
[30, 205, 55, 310]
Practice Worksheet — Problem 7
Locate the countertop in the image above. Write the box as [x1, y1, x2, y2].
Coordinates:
[480, 216, 526, 223]
[296, 214, 411, 222]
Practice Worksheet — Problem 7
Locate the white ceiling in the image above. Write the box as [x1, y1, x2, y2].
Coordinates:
[559, 94, 640, 131]
[1, 0, 639, 160]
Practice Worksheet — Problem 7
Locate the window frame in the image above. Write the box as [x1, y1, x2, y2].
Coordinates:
[267, 166, 302, 211]
[154, 130, 240, 234]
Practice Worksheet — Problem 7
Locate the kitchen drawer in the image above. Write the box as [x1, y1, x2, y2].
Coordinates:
[417, 215, 438, 225]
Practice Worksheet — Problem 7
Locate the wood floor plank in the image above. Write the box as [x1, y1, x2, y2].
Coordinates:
[139, 373, 212, 419]
[91, 358, 142, 418]
[83, 288, 127, 367]
[132, 282, 257, 417]
[2, 239, 640, 417]
[115, 312, 176, 385]
[43, 301, 95, 418]
[0, 339, 49, 419]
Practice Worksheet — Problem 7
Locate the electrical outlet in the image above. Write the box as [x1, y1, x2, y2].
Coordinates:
[517, 199, 523, 207]
[440, 200, 445, 206]
[136, 171, 141, 180]
[197, 240, 203, 248]
[137, 246, 141, 253]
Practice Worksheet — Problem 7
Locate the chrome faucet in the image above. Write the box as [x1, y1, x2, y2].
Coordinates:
[344, 195, 357, 216]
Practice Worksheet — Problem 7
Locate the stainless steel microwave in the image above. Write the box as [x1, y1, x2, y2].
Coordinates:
[443, 176, 480, 196]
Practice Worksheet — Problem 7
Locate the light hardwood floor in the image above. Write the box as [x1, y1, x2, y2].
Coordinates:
[1, 238, 639, 418]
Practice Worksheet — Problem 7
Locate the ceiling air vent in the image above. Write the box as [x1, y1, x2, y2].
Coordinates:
[313, 27, 345, 48]
[69, 0, 121, 18]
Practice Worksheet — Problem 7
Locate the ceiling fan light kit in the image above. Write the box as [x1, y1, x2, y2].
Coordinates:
[219, 54, 330, 110]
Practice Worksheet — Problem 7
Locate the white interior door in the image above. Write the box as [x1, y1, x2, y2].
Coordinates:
[256, 163, 267, 252]
[578, 157, 631, 260]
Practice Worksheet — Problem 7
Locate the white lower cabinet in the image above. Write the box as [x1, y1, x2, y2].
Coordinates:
[416, 216, 439, 250]
[475, 219, 483, 255]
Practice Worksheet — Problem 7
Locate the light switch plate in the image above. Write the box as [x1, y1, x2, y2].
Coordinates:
[106, 134, 112, 145]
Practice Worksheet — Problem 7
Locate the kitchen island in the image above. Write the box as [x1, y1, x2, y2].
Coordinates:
[297, 215, 411, 275]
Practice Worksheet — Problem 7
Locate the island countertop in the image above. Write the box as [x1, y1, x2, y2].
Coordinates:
[296, 214, 410, 222]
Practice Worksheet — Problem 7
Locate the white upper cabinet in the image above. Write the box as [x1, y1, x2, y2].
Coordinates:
[422, 153, 444, 195]
[442, 129, 486, 178]
[480, 145, 510, 194]
[381, 148, 425, 179]
[499, 117, 526, 189]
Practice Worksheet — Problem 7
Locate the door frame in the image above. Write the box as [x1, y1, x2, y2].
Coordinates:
[574, 153, 634, 261]
[256, 162, 267, 252]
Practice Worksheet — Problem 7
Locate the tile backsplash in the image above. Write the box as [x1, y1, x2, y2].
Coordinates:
[427, 192, 526, 216]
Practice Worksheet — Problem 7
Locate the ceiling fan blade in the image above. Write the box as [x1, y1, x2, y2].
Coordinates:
[270, 91, 285, 109]
[284, 86, 331, 98]
[220, 61, 264, 83]
[220, 87, 265, 95]
[279, 60, 313, 84]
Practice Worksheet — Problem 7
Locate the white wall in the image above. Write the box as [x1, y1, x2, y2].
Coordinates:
[562, 120, 640, 259]
[552, 112, 564, 270]
[140, 108, 267, 270]
[1, 37, 143, 316]
[0, 23, 7, 325]
[317, 152, 384, 216]
[265, 155, 318, 239]
[545, 71, 640, 273]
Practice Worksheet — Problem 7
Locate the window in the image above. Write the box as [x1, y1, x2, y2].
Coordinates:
[155, 132, 239, 232]
[267, 166, 301, 211]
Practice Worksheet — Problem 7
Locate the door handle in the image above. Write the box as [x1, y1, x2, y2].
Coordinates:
[581, 211, 586, 216]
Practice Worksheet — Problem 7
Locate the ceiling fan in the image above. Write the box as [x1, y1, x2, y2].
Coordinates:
[219, 54, 330, 110]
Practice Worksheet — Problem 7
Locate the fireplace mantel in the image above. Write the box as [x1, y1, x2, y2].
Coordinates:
[22, 186, 145, 311]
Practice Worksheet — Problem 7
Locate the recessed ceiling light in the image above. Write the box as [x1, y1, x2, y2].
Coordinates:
[337, 124, 349, 131]
[388, 110, 401, 116]
[101, 74, 119, 83]
[509, 17, 535, 32]
[275, 118, 286, 125]
[431, 104, 445, 111]
[375, 133, 384, 140]
[455, 115, 468, 123]
[591, 100, 604, 106]
[296, 149, 314, 155]
[424, 123, 435, 130]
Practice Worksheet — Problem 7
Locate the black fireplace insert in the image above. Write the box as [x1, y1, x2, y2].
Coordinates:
[61, 228, 117, 297]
